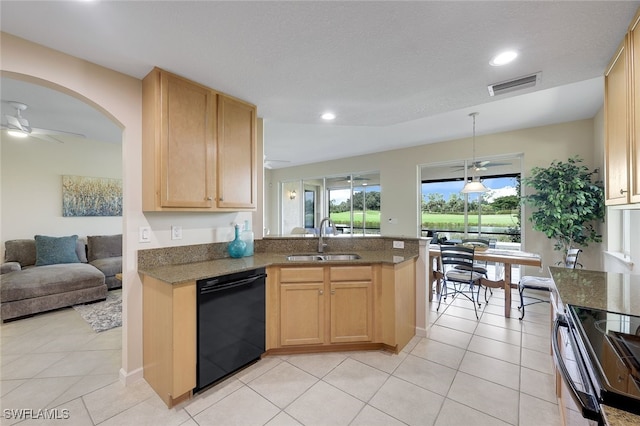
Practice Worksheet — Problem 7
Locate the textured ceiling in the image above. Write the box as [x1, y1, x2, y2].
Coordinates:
[1, 1, 639, 167]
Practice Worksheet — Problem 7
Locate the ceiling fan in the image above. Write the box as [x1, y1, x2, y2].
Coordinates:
[263, 155, 290, 169]
[1, 101, 86, 143]
[452, 160, 512, 172]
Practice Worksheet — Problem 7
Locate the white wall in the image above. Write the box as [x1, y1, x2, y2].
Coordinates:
[1, 33, 264, 384]
[266, 118, 604, 274]
[1, 135, 122, 249]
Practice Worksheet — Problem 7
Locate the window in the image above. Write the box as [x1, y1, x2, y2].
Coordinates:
[327, 173, 381, 235]
[420, 157, 521, 245]
[279, 172, 380, 235]
[304, 189, 315, 228]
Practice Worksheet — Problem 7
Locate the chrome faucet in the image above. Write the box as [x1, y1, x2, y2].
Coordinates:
[318, 217, 333, 253]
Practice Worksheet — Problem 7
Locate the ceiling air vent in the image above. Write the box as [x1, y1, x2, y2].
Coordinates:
[487, 72, 542, 97]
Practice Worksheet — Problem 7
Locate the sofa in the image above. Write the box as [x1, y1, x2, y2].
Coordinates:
[0, 234, 122, 321]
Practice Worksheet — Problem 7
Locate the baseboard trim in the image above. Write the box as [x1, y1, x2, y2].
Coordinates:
[119, 366, 144, 385]
[415, 326, 427, 337]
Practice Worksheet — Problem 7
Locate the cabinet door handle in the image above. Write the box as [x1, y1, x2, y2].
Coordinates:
[331, 290, 335, 295]
[620, 189, 628, 195]
[319, 290, 324, 295]
[206, 197, 212, 201]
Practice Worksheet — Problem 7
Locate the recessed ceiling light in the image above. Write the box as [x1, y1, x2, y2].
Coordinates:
[321, 112, 336, 120]
[490, 50, 518, 66]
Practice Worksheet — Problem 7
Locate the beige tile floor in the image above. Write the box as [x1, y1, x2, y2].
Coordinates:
[0, 286, 560, 426]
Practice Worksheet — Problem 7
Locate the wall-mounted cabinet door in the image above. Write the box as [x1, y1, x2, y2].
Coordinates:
[216, 94, 257, 209]
[605, 39, 629, 206]
[142, 68, 216, 210]
[630, 12, 640, 203]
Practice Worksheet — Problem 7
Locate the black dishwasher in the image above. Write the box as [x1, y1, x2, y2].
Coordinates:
[196, 267, 266, 392]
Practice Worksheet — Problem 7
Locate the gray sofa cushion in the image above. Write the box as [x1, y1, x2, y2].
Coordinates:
[4, 239, 37, 267]
[1, 263, 105, 303]
[87, 234, 122, 262]
[4, 239, 87, 267]
[90, 256, 122, 278]
[1, 262, 21, 274]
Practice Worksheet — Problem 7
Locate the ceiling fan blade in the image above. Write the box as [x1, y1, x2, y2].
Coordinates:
[30, 127, 86, 138]
[264, 157, 290, 169]
[5, 114, 26, 131]
[484, 162, 512, 167]
[29, 133, 65, 144]
[477, 161, 490, 167]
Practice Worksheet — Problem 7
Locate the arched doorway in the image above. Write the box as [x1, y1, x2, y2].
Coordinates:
[1, 32, 145, 384]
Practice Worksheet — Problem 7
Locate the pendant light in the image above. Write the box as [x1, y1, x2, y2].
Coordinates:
[461, 112, 489, 194]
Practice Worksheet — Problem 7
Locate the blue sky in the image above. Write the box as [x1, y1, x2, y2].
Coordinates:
[328, 177, 517, 204]
[422, 177, 518, 202]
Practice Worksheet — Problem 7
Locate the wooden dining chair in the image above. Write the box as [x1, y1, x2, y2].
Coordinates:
[437, 245, 485, 319]
[518, 248, 582, 319]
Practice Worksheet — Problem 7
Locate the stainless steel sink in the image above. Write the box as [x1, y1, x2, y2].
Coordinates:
[286, 254, 324, 261]
[286, 253, 361, 262]
[321, 254, 361, 261]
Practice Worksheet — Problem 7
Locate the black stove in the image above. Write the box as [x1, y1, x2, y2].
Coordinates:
[566, 305, 640, 415]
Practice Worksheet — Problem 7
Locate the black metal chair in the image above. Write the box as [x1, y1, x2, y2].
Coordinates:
[518, 248, 582, 319]
[437, 245, 485, 319]
[458, 238, 496, 302]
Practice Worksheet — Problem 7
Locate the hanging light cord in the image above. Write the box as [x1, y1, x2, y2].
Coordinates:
[469, 112, 478, 178]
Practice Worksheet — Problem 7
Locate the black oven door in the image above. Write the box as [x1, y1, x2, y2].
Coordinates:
[552, 315, 603, 424]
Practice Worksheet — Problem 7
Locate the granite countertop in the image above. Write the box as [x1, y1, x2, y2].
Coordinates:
[139, 250, 417, 285]
[550, 267, 640, 426]
[549, 267, 640, 317]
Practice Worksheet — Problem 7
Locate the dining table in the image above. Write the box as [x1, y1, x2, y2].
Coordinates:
[428, 244, 542, 318]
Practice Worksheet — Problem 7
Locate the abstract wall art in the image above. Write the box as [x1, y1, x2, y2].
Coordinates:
[62, 175, 122, 217]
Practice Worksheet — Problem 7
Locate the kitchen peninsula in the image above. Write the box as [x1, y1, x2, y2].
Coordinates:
[138, 236, 419, 408]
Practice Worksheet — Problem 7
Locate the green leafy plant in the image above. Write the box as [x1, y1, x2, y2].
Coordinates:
[521, 156, 605, 258]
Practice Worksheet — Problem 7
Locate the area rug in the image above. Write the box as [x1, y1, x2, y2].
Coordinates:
[73, 290, 122, 332]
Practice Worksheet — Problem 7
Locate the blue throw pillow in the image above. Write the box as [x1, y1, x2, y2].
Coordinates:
[34, 235, 80, 266]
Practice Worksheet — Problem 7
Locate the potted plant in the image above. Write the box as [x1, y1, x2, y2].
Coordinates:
[521, 156, 605, 262]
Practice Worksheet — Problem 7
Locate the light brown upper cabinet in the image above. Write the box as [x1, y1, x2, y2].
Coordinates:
[217, 95, 257, 209]
[605, 9, 640, 205]
[630, 11, 640, 204]
[142, 67, 257, 211]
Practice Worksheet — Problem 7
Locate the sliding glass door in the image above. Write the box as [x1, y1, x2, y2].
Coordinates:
[420, 157, 521, 245]
[280, 171, 380, 235]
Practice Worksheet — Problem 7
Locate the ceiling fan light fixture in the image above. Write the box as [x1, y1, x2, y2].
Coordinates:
[461, 177, 489, 194]
[461, 112, 489, 194]
[7, 128, 29, 138]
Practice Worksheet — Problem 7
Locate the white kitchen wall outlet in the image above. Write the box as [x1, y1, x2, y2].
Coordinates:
[139, 226, 151, 243]
[171, 225, 183, 240]
[393, 240, 404, 249]
[388, 218, 398, 224]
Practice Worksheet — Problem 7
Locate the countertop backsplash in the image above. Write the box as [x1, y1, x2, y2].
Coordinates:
[138, 236, 420, 270]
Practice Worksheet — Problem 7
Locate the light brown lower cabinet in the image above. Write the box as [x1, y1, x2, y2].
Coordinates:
[266, 259, 416, 354]
[141, 259, 416, 408]
[142, 276, 196, 408]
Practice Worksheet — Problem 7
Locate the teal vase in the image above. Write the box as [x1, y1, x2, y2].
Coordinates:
[240, 220, 254, 257]
[228, 224, 247, 258]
